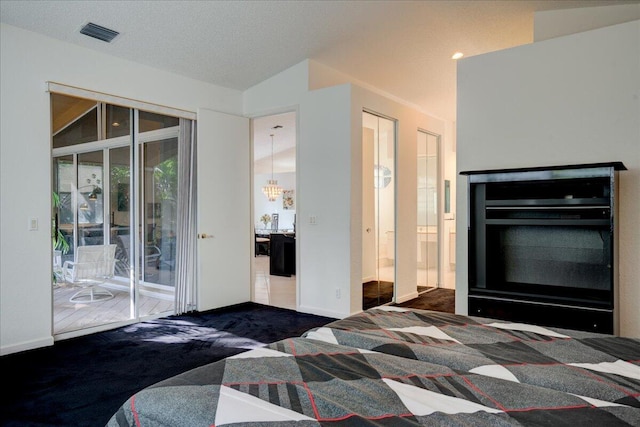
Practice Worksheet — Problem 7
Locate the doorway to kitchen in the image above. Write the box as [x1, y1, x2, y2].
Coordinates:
[251, 112, 297, 310]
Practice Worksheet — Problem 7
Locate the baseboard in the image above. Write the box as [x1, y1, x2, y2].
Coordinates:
[396, 291, 419, 304]
[298, 304, 344, 320]
[0, 335, 54, 356]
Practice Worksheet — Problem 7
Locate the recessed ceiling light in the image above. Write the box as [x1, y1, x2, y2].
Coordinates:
[452, 52, 464, 60]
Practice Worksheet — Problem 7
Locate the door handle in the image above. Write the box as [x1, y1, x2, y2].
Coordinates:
[198, 233, 215, 239]
[366, 228, 371, 233]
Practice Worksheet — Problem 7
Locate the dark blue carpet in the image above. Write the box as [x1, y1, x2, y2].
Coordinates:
[0, 302, 333, 427]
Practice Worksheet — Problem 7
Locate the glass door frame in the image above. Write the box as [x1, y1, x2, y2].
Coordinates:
[53, 134, 131, 265]
[135, 124, 181, 296]
[417, 128, 442, 290]
[52, 120, 180, 333]
[362, 109, 398, 308]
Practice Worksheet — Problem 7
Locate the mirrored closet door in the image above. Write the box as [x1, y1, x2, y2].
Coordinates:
[362, 111, 396, 310]
[417, 130, 440, 293]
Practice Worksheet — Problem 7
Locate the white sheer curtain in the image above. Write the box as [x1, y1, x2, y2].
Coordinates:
[174, 119, 198, 314]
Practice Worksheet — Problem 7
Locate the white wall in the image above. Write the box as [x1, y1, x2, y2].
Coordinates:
[243, 60, 310, 117]
[443, 121, 457, 286]
[245, 61, 451, 319]
[297, 84, 354, 318]
[309, 59, 457, 289]
[456, 20, 640, 337]
[1, 23, 456, 353]
[297, 83, 449, 318]
[350, 86, 448, 311]
[254, 172, 296, 230]
[534, 4, 640, 41]
[0, 23, 244, 355]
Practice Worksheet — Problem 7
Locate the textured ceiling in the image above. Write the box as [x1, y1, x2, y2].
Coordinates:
[2, 0, 638, 123]
[253, 112, 297, 175]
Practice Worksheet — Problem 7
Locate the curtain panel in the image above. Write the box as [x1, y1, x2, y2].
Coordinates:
[174, 119, 198, 314]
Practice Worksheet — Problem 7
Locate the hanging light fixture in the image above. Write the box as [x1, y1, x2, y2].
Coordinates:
[262, 133, 282, 201]
[88, 185, 102, 201]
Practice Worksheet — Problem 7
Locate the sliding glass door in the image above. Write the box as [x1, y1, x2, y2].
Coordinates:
[77, 151, 105, 246]
[52, 155, 74, 273]
[52, 93, 179, 335]
[110, 146, 132, 281]
[138, 137, 178, 310]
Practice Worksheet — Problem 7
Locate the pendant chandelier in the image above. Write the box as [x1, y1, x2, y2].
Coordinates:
[262, 133, 282, 201]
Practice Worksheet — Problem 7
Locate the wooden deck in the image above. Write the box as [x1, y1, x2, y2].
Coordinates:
[53, 283, 174, 335]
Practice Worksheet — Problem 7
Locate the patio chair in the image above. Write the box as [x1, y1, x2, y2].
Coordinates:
[62, 244, 117, 303]
[115, 235, 162, 273]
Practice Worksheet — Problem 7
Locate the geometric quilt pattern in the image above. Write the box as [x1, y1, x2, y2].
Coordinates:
[107, 307, 640, 426]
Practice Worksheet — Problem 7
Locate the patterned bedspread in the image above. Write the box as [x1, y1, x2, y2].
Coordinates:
[107, 307, 640, 426]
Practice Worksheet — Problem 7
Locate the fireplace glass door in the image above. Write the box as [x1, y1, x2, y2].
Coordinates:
[485, 224, 612, 307]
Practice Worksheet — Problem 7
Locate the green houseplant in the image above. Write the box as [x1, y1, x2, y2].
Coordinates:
[52, 191, 70, 283]
[52, 191, 70, 253]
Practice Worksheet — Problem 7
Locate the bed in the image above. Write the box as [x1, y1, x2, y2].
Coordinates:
[107, 306, 640, 426]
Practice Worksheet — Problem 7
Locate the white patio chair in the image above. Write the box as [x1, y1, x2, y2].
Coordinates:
[62, 244, 117, 303]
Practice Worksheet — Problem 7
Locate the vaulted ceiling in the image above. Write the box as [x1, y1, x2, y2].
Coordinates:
[2, 0, 637, 122]
[2, 0, 638, 172]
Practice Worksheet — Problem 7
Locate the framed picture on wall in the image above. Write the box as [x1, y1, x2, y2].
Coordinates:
[283, 190, 295, 210]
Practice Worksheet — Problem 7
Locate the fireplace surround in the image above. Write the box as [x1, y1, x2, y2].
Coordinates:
[461, 162, 626, 334]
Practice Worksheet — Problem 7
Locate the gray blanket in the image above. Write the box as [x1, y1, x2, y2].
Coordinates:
[107, 307, 640, 426]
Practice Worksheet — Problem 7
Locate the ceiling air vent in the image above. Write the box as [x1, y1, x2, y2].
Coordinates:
[79, 22, 119, 43]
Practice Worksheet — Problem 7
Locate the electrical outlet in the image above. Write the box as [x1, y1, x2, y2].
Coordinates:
[28, 217, 38, 231]
[336, 288, 341, 299]
[309, 215, 317, 225]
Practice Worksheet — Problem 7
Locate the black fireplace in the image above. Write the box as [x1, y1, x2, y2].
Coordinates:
[461, 162, 626, 334]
